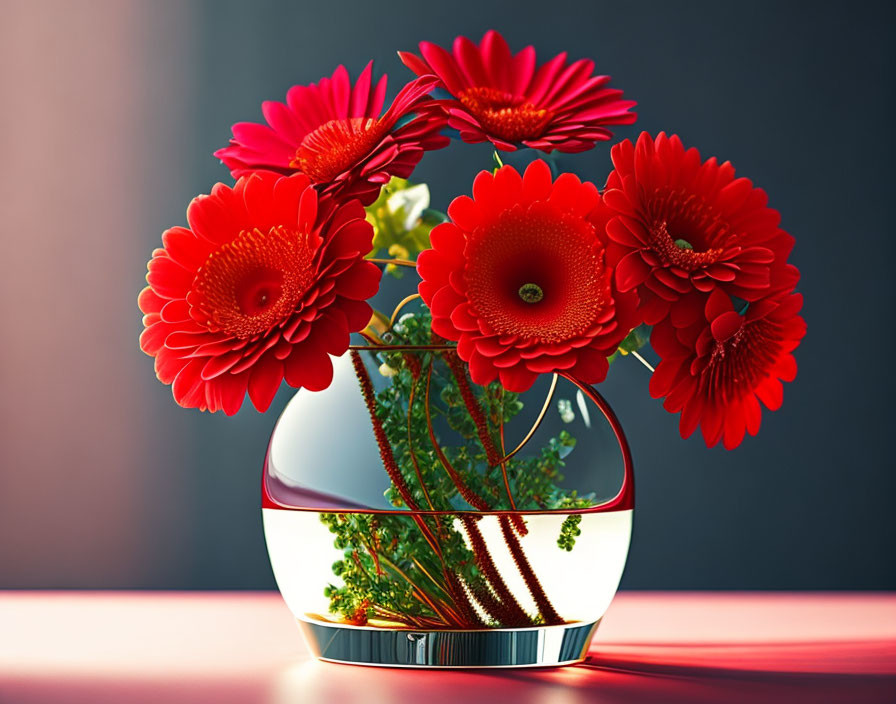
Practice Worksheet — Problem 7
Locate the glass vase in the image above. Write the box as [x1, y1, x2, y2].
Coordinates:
[262, 341, 633, 668]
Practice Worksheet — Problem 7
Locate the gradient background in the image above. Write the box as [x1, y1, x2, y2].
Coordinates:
[1, 0, 893, 591]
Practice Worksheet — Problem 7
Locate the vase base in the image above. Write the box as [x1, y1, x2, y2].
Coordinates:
[297, 616, 600, 668]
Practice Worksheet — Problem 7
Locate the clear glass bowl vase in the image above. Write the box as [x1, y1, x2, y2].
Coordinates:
[262, 341, 633, 668]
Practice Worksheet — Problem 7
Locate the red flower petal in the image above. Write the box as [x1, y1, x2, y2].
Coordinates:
[284, 342, 333, 391]
[710, 311, 743, 342]
[447, 195, 481, 231]
[139, 320, 169, 355]
[498, 364, 539, 392]
[247, 354, 284, 412]
[615, 250, 651, 291]
[467, 350, 498, 387]
[756, 377, 784, 411]
[336, 260, 381, 300]
[521, 158, 553, 202]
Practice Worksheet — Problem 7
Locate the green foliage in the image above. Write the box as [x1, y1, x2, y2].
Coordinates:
[321, 511, 474, 625]
[557, 514, 583, 552]
[322, 309, 596, 626]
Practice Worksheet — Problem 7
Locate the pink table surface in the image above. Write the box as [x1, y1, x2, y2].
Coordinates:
[1, 592, 894, 704]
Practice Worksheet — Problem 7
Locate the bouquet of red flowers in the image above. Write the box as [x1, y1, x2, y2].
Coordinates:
[137, 32, 808, 664]
[140, 30, 803, 451]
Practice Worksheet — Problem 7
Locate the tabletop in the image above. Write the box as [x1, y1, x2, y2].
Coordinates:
[1, 592, 894, 704]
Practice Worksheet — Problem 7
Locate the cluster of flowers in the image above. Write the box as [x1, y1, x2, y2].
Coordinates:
[140, 30, 804, 450]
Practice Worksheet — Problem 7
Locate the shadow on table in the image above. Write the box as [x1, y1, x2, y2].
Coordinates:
[514, 640, 896, 704]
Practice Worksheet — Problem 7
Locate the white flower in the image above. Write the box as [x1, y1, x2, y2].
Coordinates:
[557, 398, 575, 424]
[393, 312, 415, 335]
[378, 363, 398, 378]
[387, 183, 430, 231]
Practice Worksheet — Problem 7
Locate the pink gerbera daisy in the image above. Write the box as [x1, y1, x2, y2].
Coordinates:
[400, 30, 636, 153]
[215, 62, 449, 205]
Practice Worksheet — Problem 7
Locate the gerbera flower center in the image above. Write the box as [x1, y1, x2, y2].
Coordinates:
[464, 204, 607, 344]
[518, 283, 544, 303]
[641, 186, 736, 271]
[458, 87, 553, 143]
[703, 319, 781, 402]
[190, 225, 318, 339]
[649, 220, 725, 271]
[292, 117, 387, 183]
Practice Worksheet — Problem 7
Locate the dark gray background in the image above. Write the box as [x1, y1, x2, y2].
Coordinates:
[4, 0, 893, 590]
[180, 0, 896, 590]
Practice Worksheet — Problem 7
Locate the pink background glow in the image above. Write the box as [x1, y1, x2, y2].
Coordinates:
[0, 0, 197, 586]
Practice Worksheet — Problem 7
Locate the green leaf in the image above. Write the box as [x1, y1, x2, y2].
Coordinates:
[608, 323, 652, 364]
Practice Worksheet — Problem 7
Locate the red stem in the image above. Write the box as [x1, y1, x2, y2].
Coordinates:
[352, 349, 563, 628]
[424, 357, 556, 624]
[499, 515, 563, 625]
[352, 350, 482, 628]
[423, 365, 493, 512]
[468, 578, 512, 626]
[351, 350, 420, 512]
[460, 515, 533, 627]
[443, 352, 528, 536]
[444, 350, 502, 467]
[445, 571, 486, 628]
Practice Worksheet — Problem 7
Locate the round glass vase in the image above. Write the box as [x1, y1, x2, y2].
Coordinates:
[262, 345, 633, 669]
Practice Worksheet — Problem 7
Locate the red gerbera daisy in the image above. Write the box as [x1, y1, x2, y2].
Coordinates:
[649, 288, 806, 450]
[594, 132, 798, 327]
[417, 160, 638, 392]
[400, 30, 636, 153]
[138, 173, 381, 415]
[214, 62, 449, 206]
